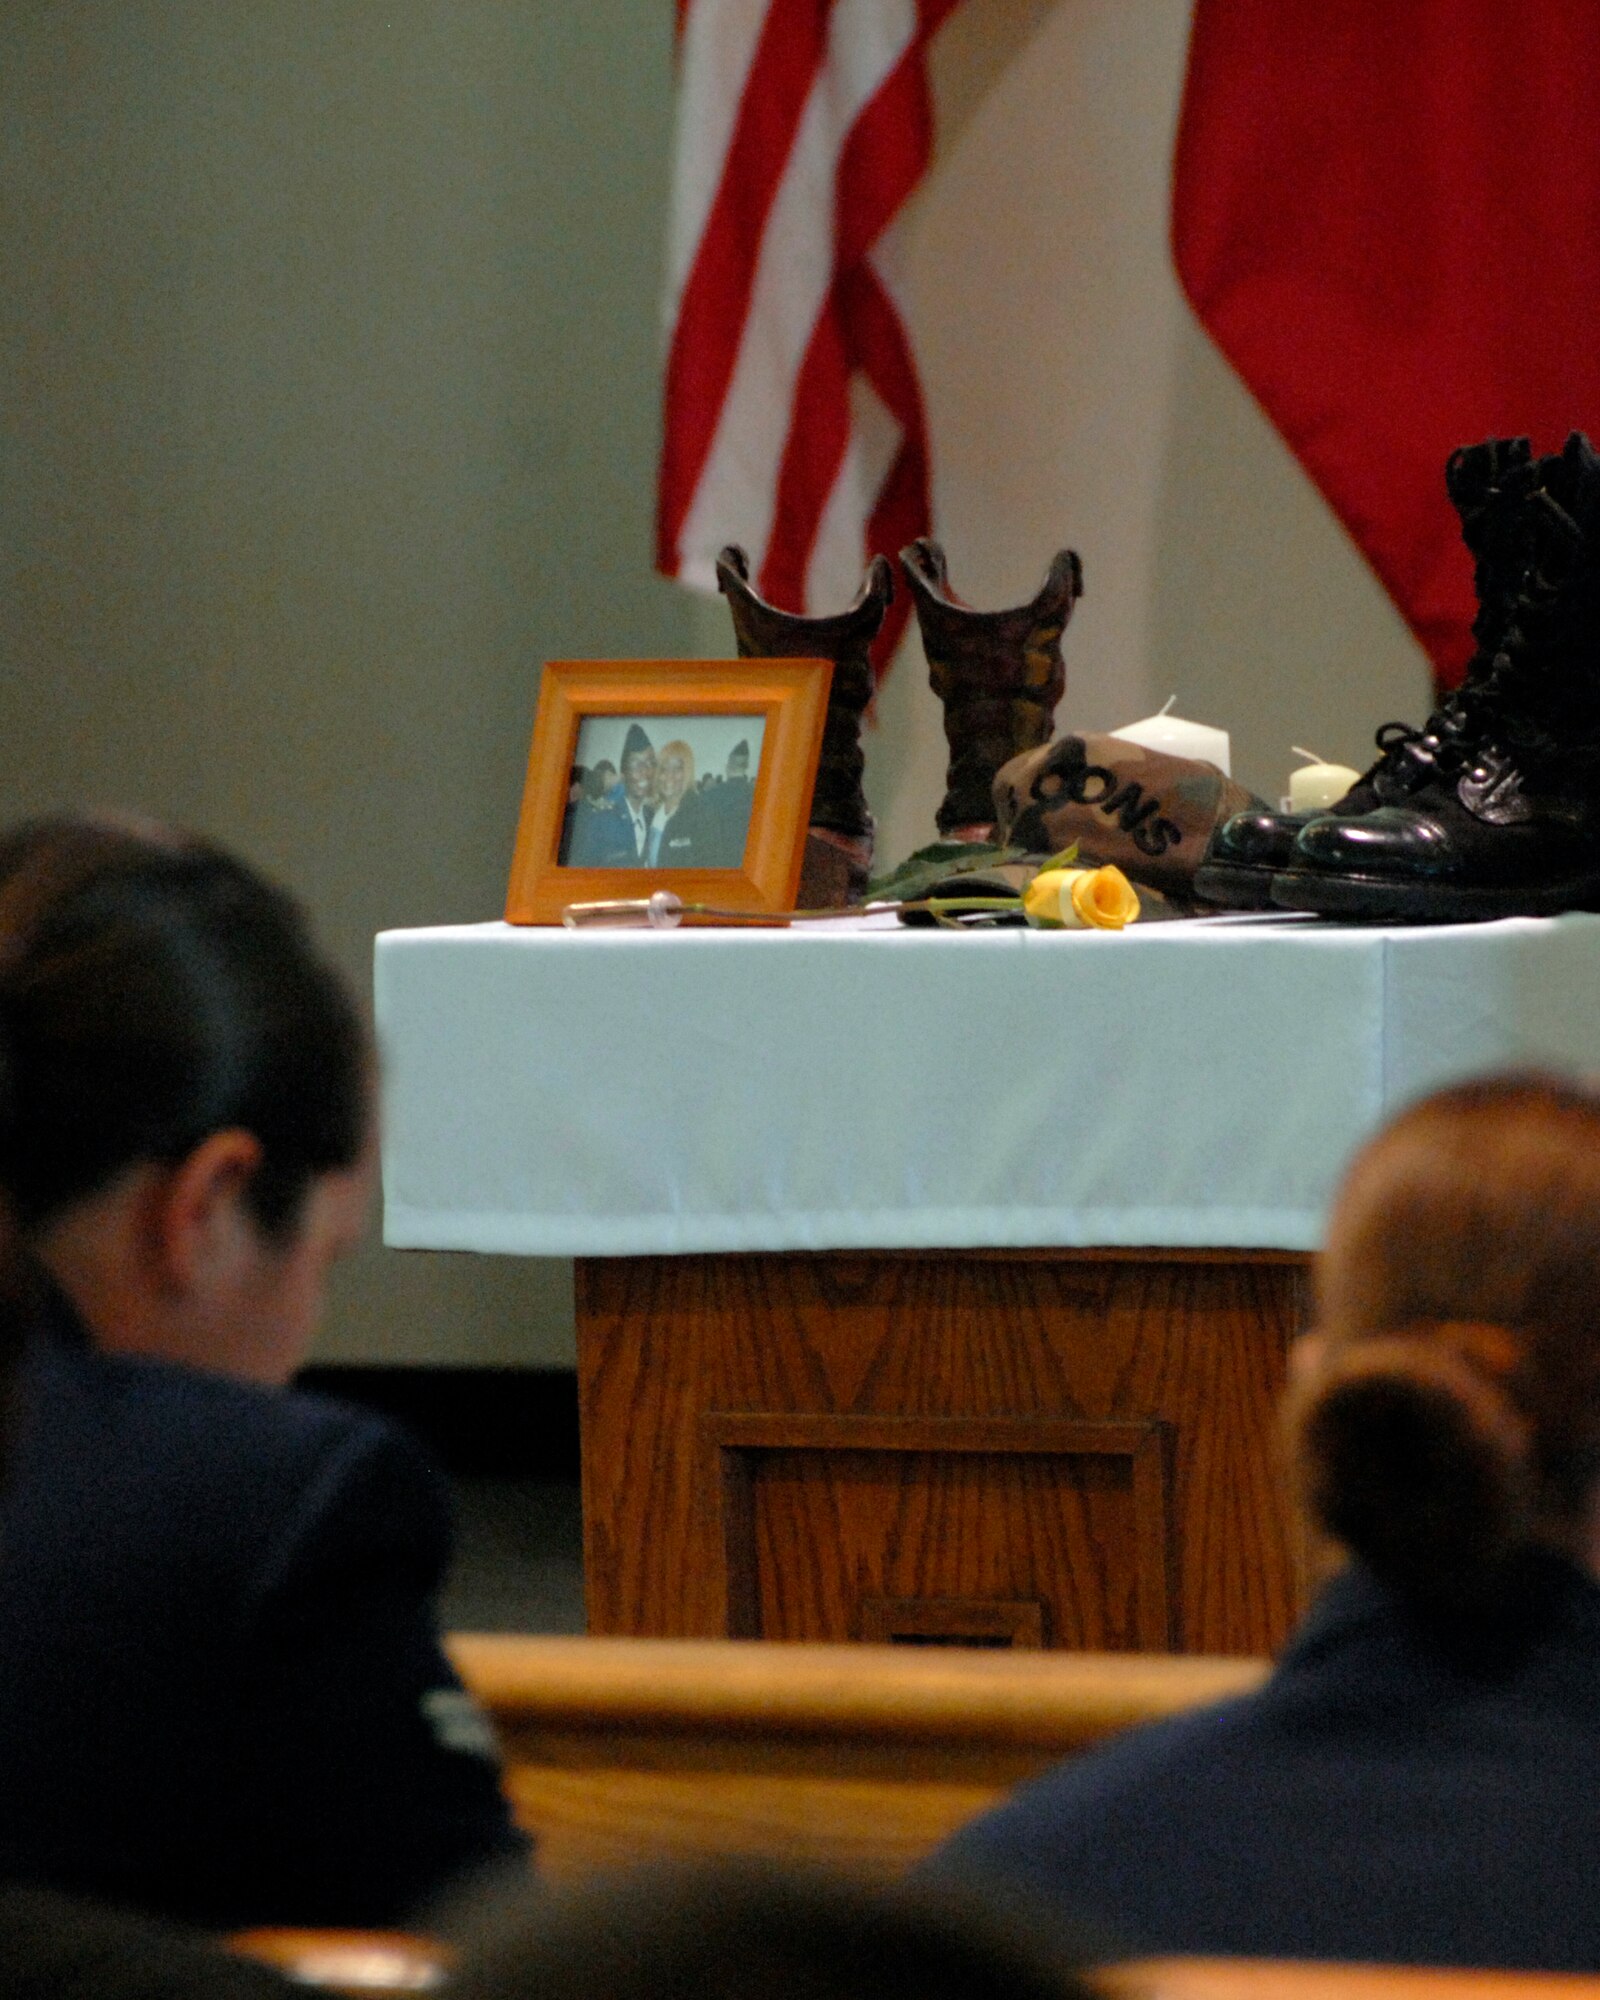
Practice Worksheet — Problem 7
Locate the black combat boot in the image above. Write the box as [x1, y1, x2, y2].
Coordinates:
[1194, 436, 1538, 908]
[1273, 431, 1600, 922]
[716, 544, 889, 907]
[901, 539, 1080, 842]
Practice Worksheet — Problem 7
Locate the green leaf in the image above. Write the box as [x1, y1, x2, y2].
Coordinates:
[1040, 841, 1081, 872]
[893, 893, 1024, 930]
[861, 841, 1028, 904]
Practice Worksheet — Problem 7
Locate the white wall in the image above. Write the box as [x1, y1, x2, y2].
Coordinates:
[0, 1, 693, 1366]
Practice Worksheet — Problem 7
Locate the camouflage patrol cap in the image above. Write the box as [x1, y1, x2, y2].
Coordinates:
[993, 733, 1266, 900]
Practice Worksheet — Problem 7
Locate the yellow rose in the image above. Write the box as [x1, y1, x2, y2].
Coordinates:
[1022, 865, 1140, 931]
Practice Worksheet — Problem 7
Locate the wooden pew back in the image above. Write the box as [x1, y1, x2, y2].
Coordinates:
[1112, 1962, 1600, 2000]
[449, 1636, 1266, 1878]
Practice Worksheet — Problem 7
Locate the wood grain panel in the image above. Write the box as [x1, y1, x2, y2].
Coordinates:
[451, 1633, 1267, 1881]
[859, 1597, 1046, 1647]
[448, 1634, 1268, 1749]
[1109, 1964, 1600, 2000]
[500, 1765, 1001, 1880]
[705, 1413, 1172, 1650]
[749, 1450, 1147, 1648]
[576, 1250, 1309, 1653]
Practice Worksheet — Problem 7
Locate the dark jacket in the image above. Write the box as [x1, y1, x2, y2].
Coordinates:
[0, 1288, 528, 1930]
[566, 797, 648, 868]
[0, 1883, 292, 2000]
[706, 776, 754, 866]
[928, 1557, 1600, 1969]
[651, 789, 717, 868]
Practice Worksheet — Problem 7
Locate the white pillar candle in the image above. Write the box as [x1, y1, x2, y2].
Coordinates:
[1286, 747, 1361, 815]
[1109, 697, 1231, 776]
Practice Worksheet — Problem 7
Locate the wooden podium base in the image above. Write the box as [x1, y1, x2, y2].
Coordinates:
[576, 1249, 1311, 1656]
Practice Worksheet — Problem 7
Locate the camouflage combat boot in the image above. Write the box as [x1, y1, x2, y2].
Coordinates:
[901, 540, 1081, 842]
[716, 545, 889, 907]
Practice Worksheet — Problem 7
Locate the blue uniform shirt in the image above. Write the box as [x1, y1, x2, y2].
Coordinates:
[928, 1555, 1600, 1969]
[0, 1285, 529, 1928]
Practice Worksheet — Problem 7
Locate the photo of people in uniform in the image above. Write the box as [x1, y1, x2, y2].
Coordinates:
[559, 714, 765, 869]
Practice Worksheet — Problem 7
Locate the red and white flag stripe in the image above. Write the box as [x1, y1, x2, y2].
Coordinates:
[657, 0, 960, 673]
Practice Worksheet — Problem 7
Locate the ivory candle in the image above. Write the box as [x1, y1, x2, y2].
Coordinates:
[1110, 697, 1231, 775]
[1286, 747, 1361, 815]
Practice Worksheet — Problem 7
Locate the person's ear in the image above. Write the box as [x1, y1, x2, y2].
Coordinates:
[150, 1130, 265, 1294]
[1288, 1326, 1328, 1388]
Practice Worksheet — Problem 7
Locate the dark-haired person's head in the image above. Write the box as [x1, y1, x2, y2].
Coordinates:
[1290, 1072, 1600, 1620]
[0, 813, 372, 1385]
[621, 727, 656, 807]
[451, 1863, 1100, 2000]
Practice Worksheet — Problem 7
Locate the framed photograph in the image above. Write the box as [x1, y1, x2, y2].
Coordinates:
[505, 658, 832, 924]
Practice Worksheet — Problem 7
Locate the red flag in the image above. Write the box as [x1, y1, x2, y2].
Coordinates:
[657, 0, 960, 674]
[1173, 1, 1600, 686]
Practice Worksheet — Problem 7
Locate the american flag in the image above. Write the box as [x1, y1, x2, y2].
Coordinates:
[656, 0, 961, 674]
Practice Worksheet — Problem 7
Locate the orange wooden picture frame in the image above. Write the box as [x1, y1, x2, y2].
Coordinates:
[505, 658, 833, 925]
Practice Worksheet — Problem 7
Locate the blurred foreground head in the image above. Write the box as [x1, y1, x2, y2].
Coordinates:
[1292, 1073, 1600, 1617]
[452, 1863, 1100, 2000]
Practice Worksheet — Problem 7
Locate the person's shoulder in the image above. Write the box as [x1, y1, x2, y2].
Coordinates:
[568, 796, 630, 859]
[659, 791, 711, 851]
[100, 1341, 388, 1462]
[927, 1685, 1268, 1884]
[1025, 1685, 1266, 1806]
[128, 1364, 453, 1605]
[26, 1327, 433, 1530]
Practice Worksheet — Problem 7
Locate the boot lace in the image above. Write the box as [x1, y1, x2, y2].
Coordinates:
[1366, 707, 1475, 786]
[1353, 444, 1594, 797]
[1374, 624, 1574, 791]
[1364, 654, 1537, 790]
[1361, 484, 1562, 788]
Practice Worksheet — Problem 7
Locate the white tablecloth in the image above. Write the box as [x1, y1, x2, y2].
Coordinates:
[375, 913, 1600, 1257]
